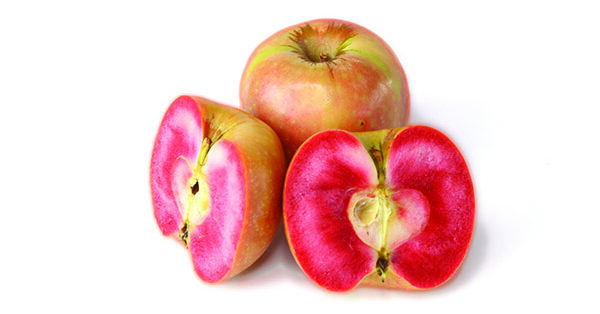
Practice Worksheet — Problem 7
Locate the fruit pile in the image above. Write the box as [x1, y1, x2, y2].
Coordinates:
[150, 19, 475, 291]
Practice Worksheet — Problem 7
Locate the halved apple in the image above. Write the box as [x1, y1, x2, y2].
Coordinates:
[283, 126, 474, 291]
[150, 96, 285, 282]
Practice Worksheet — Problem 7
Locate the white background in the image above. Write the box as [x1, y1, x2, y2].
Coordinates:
[1, 0, 599, 312]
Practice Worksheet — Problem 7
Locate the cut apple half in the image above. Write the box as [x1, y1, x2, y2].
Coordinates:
[283, 126, 474, 291]
[151, 96, 285, 282]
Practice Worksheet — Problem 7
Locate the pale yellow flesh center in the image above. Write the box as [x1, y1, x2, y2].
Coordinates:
[348, 188, 394, 281]
[349, 188, 429, 251]
[350, 189, 393, 251]
[178, 138, 212, 245]
[348, 187, 429, 281]
[183, 173, 210, 226]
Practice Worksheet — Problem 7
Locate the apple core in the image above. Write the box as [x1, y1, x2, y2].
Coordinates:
[173, 138, 212, 247]
[347, 186, 430, 281]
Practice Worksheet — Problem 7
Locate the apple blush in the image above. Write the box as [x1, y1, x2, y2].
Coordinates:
[150, 96, 286, 282]
[240, 19, 410, 161]
[283, 126, 474, 291]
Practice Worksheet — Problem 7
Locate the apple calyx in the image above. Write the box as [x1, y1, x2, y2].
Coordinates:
[376, 252, 390, 281]
[289, 23, 355, 63]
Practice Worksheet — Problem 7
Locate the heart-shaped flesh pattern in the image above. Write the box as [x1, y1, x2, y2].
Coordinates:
[284, 126, 474, 291]
[150, 96, 245, 282]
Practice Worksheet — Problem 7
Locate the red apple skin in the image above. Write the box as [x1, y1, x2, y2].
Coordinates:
[150, 96, 286, 282]
[240, 18, 409, 160]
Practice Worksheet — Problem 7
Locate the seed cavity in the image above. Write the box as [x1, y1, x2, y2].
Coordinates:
[353, 197, 378, 226]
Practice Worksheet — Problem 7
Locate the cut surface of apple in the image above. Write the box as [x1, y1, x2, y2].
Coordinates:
[283, 126, 474, 291]
[151, 96, 285, 282]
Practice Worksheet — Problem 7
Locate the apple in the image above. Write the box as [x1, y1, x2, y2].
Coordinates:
[150, 95, 286, 282]
[283, 126, 474, 291]
[240, 18, 410, 160]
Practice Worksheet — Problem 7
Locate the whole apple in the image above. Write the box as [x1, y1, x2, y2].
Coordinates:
[240, 18, 410, 160]
[150, 96, 285, 282]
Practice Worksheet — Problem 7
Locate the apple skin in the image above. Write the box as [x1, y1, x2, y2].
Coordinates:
[283, 126, 474, 291]
[150, 96, 286, 282]
[240, 18, 410, 160]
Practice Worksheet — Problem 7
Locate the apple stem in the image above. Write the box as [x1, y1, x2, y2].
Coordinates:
[197, 137, 212, 168]
[368, 146, 386, 186]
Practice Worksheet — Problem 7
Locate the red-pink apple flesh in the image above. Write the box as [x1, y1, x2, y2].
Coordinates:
[151, 96, 286, 282]
[283, 126, 474, 291]
[240, 18, 409, 160]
